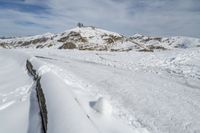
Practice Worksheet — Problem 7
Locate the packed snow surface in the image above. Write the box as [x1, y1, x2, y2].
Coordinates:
[0, 51, 33, 133]
[0, 47, 200, 133]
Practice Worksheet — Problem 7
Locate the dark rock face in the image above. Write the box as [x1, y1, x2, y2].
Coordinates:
[103, 34, 124, 44]
[58, 31, 88, 43]
[59, 42, 76, 49]
[21, 37, 49, 46]
[0, 42, 9, 48]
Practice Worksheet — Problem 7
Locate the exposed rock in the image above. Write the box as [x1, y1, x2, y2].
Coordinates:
[59, 42, 76, 49]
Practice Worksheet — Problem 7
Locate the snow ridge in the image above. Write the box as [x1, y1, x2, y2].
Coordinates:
[0, 26, 200, 51]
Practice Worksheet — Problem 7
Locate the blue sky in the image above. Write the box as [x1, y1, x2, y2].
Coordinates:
[0, 0, 200, 37]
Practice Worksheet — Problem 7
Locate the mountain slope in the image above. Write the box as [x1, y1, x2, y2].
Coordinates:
[131, 34, 200, 50]
[0, 26, 200, 51]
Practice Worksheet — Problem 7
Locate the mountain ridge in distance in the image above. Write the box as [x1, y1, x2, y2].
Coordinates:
[0, 25, 200, 51]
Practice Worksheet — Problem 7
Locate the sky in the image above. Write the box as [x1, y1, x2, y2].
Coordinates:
[0, 0, 200, 38]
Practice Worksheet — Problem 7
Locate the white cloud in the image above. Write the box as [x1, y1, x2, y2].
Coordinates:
[0, 0, 200, 37]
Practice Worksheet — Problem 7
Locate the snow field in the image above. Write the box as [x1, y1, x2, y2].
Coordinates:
[1, 47, 200, 133]
[0, 50, 33, 133]
[29, 56, 142, 133]
[25, 48, 200, 133]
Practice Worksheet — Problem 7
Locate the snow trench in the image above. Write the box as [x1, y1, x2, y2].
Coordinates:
[26, 58, 99, 133]
[26, 60, 47, 133]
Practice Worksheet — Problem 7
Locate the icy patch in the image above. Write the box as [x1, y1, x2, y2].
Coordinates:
[92, 97, 112, 115]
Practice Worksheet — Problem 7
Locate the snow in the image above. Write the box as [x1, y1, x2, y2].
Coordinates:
[0, 50, 33, 133]
[92, 97, 112, 115]
[0, 26, 126, 49]
[68, 27, 121, 38]
[39, 72, 99, 133]
[1, 26, 199, 51]
[28, 55, 138, 133]
[24, 48, 200, 133]
[0, 45, 200, 133]
[131, 34, 200, 49]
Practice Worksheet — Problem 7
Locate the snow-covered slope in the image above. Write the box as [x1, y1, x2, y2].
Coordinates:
[26, 48, 200, 133]
[1, 26, 200, 133]
[131, 34, 200, 50]
[0, 51, 34, 133]
[0, 33, 55, 49]
[0, 49, 148, 133]
[1, 46, 200, 133]
[0, 27, 140, 51]
[29, 57, 138, 133]
[1, 26, 200, 51]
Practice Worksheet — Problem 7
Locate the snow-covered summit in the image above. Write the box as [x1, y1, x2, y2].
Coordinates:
[0, 26, 200, 51]
[56, 26, 137, 51]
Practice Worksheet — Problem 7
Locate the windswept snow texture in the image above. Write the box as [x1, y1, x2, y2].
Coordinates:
[0, 51, 34, 133]
[0, 47, 200, 133]
[29, 57, 141, 133]
[26, 48, 200, 133]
